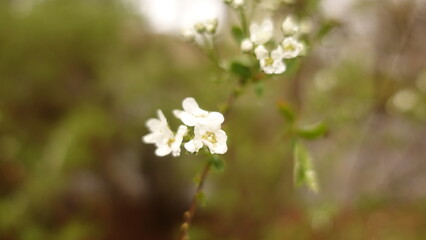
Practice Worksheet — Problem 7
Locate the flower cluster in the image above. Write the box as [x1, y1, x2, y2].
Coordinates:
[240, 16, 305, 74]
[183, 18, 219, 42]
[143, 98, 228, 157]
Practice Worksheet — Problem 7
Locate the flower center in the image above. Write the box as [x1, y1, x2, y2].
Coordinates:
[284, 43, 295, 52]
[264, 57, 274, 66]
[167, 137, 175, 147]
[202, 132, 217, 144]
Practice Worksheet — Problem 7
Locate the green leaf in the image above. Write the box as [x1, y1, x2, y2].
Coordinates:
[277, 101, 296, 123]
[209, 155, 225, 172]
[315, 19, 340, 41]
[296, 122, 327, 139]
[229, 61, 251, 80]
[231, 26, 245, 42]
[254, 81, 264, 98]
[293, 141, 320, 193]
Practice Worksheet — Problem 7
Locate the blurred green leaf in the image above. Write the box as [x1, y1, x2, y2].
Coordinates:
[316, 19, 340, 41]
[293, 141, 320, 193]
[229, 61, 251, 80]
[254, 81, 265, 98]
[277, 101, 296, 123]
[209, 155, 225, 172]
[296, 121, 327, 139]
[231, 26, 245, 43]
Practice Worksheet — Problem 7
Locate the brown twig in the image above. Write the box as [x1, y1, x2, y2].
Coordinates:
[178, 162, 211, 240]
[178, 82, 242, 240]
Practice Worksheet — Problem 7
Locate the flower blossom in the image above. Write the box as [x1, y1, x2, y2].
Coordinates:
[174, 97, 228, 154]
[173, 97, 224, 127]
[142, 110, 188, 157]
[255, 45, 286, 74]
[185, 125, 228, 154]
[281, 15, 299, 36]
[281, 37, 304, 59]
[249, 19, 274, 45]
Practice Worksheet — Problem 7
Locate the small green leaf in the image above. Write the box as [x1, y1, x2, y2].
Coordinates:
[196, 191, 206, 207]
[229, 61, 251, 80]
[315, 19, 340, 41]
[296, 122, 327, 139]
[277, 101, 296, 123]
[254, 81, 265, 98]
[209, 155, 225, 172]
[231, 26, 245, 42]
[293, 141, 320, 193]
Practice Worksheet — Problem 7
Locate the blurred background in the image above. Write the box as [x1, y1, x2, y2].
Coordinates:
[1, 0, 426, 239]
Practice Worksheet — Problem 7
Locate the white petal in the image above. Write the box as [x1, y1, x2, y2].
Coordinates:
[273, 60, 286, 74]
[261, 19, 273, 32]
[213, 143, 228, 154]
[184, 140, 202, 153]
[271, 46, 284, 60]
[260, 59, 274, 74]
[155, 145, 172, 156]
[157, 110, 167, 124]
[215, 129, 228, 143]
[182, 97, 199, 113]
[249, 23, 260, 37]
[255, 45, 268, 60]
[145, 119, 160, 132]
[179, 111, 197, 126]
[142, 133, 158, 144]
[206, 112, 224, 126]
[176, 125, 188, 137]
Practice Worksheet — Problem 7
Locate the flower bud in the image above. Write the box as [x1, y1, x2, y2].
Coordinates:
[205, 18, 218, 34]
[282, 15, 299, 36]
[194, 22, 206, 33]
[240, 39, 254, 53]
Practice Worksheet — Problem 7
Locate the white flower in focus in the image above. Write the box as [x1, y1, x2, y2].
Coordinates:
[185, 125, 228, 154]
[282, 15, 299, 36]
[255, 45, 286, 74]
[240, 38, 254, 52]
[143, 110, 188, 157]
[250, 19, 274, 45]
[281, 37, 304, 59]
[173, 97, 224, 127]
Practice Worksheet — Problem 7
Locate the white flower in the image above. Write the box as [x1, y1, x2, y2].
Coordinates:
[240, 38, 254, 52]
[282, 15, 299, 36]
[249, 19, 274, 45]
[185, 125, 228, 154]
[142, 110, 188, 157]
[255, 45, 286, 74]
[281, 37, 304, 59]
[173, 97, 224, 127]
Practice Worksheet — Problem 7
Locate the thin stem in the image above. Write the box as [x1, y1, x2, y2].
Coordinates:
[178, 161, 211, 240]
[238, 8, 249, 35]
[177, 79, 244, 240]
